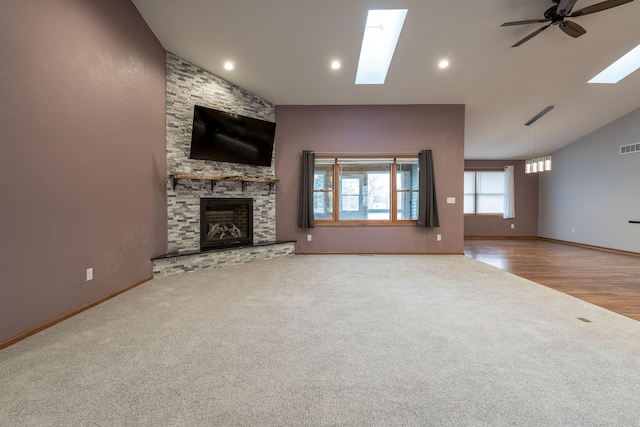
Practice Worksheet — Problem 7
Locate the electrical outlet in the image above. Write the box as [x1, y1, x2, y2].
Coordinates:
[436, 234, 442, 241]
[307, 234, 312, 241]
[572, 227, 576, 234]
[86, 268, 93, 281]
[446, 197, 456, 204]
[511, 224, 515, 229]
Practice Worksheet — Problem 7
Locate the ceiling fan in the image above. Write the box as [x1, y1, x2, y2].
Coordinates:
[501, 0, 634, 47]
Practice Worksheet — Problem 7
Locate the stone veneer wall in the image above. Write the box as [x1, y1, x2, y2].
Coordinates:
[166, 52, 276, 254]
[153, 242, 295, 277]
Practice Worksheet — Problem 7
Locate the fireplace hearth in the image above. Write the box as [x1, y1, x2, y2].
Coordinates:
[200, 198, 253, 251]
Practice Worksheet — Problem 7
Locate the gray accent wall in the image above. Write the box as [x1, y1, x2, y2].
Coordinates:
[165, 53, 276, 253]
[0, 0, 167, 344]
[539, 108, 640, 253]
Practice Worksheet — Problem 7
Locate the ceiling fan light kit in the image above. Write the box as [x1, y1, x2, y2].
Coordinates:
[502, 0, 634, 47]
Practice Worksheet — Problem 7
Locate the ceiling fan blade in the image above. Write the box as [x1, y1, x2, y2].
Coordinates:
[556, 0, 579, 15]
[501, 19, 550, 27]
[570, 0, 634, 17]
[559, 20, 587, 38]
[511, 23, 552, 47]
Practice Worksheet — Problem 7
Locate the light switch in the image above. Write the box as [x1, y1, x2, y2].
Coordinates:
[447, 197, 455, 204]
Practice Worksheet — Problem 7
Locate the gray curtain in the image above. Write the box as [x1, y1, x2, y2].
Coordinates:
[417, 149, 439, 228]
[298, 150, 315, 228]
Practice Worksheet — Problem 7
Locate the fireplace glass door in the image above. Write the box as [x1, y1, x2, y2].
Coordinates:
[200, 198, 253, 251]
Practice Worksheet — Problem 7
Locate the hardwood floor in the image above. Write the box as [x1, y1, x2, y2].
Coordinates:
[464, 239, 640, 321]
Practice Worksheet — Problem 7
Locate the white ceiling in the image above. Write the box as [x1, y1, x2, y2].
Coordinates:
[131, 0, 640, 159]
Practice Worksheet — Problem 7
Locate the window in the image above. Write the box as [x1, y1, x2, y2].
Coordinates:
[313, 160, 334, 220]
[464, 170, 505, 215]
[396, 159, 420, 220]
[313, 157, 419, 224]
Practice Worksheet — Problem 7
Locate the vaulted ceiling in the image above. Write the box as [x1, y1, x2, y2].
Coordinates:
[131, 0, 640, 159]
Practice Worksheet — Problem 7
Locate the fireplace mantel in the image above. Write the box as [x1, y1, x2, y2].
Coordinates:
[169, 173, 279, 192]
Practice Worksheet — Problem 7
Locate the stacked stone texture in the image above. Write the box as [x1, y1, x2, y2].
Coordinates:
[165, 52, 277, 254]
[152, 242, 295, 277]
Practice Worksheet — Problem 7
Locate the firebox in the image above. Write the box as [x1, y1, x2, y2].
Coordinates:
[200, 198, 253, 251]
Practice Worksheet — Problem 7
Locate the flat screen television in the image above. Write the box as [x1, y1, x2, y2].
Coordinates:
[189, 105, 276, 167]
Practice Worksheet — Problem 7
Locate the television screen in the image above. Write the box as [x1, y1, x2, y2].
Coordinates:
[189, 105, 276, 167]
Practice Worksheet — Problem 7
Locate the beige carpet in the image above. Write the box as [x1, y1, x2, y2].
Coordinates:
[2, 255, 640, 426]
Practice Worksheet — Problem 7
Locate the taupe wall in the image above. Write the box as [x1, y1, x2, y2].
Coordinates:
[464, 160, 539, 237]
[539, 108, 640, 253]
[0, 0, 167, 344]
[274, 105, 465, 254]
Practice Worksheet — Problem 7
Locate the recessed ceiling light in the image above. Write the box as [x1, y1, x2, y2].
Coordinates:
[355, 9, 408, 85]
[438, 59, 449, 69]
[224, 62, 234, 71]
[589, 43, 640, 84]
[331, 61, 341, 70]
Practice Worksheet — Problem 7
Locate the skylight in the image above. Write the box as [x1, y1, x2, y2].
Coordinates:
[355, 9, 408, 85]
[588, 43, 640, 84]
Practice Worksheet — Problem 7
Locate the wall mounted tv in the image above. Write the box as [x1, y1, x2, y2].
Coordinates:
[189, 105, 276, 167]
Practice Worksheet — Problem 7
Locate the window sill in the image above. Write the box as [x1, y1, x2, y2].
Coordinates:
[464, 214, 504, 217]
[315, 220, 417, 227]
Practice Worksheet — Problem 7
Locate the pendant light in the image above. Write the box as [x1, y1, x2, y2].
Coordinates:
[524, 106, 554, 174]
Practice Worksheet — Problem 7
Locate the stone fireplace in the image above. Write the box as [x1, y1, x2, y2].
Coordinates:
[200, 198, 253, 251]
[151, 53, 295, 277]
